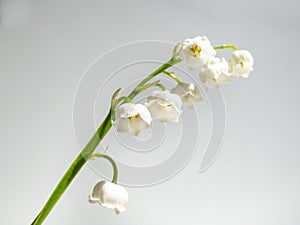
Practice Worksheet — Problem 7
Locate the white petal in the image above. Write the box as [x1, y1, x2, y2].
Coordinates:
[89, 181, 128, 214]
[132, 104, 152, 125]
[218, 73, 231, 84]
[115, 103, 151, 124]
[146, 100, 180, 122]
[200, 67, 215, 82]
[204, 79, 219, 89]
[170, 84, 187, 97]
[148, 90, 182, 113]
[88, 181, 106, 203]
[173, 41, 189, 58]
[182, 96, 195, 108]
[184, 54, 204, 70]
[199, 57, 231, 89]
[116, 103, 136, 118]
[171, 82, 202, 108]
[128, 117, 150, 136]
[114, 103, 152, 136]
[229, 50, 254, 77]
[116, 118, 130, 133]
[180, 35, 216, 69]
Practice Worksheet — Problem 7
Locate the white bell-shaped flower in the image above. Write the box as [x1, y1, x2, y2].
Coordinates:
[114, 103, 152, 136]
[89, 181, 128, 215]
[171, 82, 202, 108]
[228, 50, 254, 78]
[199, 57, 231, 89]
[176, 36, 216, 70]
[145, 90, 182, 122]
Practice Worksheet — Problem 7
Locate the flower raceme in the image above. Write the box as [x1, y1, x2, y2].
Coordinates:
[171, 82, 202, 108]
[114, 103, 152, 136]
[145, 90, 183, 122]
[113, 90, 184, 137]
[173, 35, 254, 88]
[30, 34, 255, 225]
[113, 36, 254, 138]
[89, 181, 128, 215]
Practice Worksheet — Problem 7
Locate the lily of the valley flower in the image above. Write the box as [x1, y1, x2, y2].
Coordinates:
[228, 50, 254, 78]
[145, 90, 182, 122]
[171, 82, 202, 108]
[199, 57, 231, 89]
[89, 181, 128, 215]
[114, 103, 152, 136]
[176, 36, 216, 70]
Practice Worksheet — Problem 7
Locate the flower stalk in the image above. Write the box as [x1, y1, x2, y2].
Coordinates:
[213, 45, 238, 51]
[162, 70, 181, 84]
[31, 111, 112, 225]
[89, 153, 119, 184]
[31, 56, 181, 225]
[127, 57, 182, 100]
[31, 35, 254, 224]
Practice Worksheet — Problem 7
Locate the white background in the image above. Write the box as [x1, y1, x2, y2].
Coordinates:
[0, 0, 299, 224]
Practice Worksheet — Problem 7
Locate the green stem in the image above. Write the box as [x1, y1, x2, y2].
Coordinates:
[31, 111, 112, 225]
[31, 56, 182, 225]
[214, 45, 238, 51]
[162, 70, 181, 84]
[127, 57, 182, 99]
[137, 80, 161, 92]
[89, 153, 118, 184]
[155, 83, 167, 91]
[117, 96, 132, 104]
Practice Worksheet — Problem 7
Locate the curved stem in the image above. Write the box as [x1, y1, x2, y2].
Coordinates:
[31, 111, 112, 225]
[214, 45, 238, 51]
[138, 80, 161, 92]
[155, 83, 167, 91]
[89, 153, 118, 184]
[162, 70, 181, 84]
[31, 56, 182, 225]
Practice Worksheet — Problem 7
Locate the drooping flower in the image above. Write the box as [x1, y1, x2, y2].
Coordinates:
[89, 181, 128, 215]
[145, 90, 182, 122]
[114, 103, 152, 136]
[174, 36, 216, 70]
[171, 82, 202, 108]
[199, 57, 231, 89]
[228, 50, 254, 78]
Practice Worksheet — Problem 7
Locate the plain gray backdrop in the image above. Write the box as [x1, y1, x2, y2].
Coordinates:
[0, 0, 299, 224]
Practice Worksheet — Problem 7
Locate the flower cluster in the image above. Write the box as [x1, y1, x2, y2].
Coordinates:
[174, 36, 254, 88]
[30, 34, 255, 224]
[87, 35, 254, 216]
[114, 86, 202, 136]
